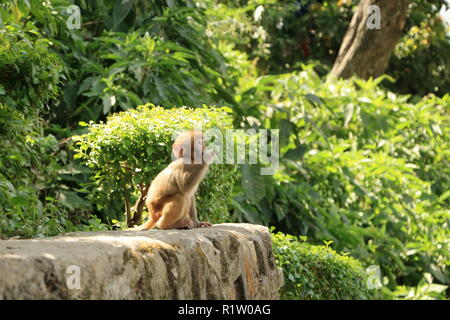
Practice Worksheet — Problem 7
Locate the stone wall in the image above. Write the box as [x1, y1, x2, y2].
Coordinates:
[0, 223, 283, 299]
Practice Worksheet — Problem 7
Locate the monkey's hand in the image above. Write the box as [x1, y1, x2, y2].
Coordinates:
[195, 221, 212, 228]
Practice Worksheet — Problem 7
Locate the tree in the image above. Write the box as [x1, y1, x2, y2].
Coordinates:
[331, 0, 410, 79]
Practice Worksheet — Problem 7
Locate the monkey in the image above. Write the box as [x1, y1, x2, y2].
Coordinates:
[132, 130, 213, 230]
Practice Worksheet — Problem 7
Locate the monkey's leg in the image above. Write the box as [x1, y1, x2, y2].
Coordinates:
[130, 203, 159, 230]
[128, 213, 156, 231]
[133, 216, 156, 230]
[189, 195, 212, 228]
[129, 198, 162, 231]
[156, 194, 194, 230]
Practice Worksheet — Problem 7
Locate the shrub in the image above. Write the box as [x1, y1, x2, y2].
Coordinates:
[5, 0, 236, 125]
[0, 22, 75, 238]
[0, 23, 63, 113]
[0, 120, 67, 238]
[72, 104, 238, 226]
[232, 65, 450, 295]
[272, 231, 372, 300]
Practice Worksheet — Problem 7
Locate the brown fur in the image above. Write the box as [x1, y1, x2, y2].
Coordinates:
[133, 131, 213, 230]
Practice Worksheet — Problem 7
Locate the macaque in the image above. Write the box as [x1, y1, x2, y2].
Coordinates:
[134, 130, 213, 230]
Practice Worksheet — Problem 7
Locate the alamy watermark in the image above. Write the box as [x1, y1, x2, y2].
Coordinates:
[367, 5, 381, 30]
[366, 265, 383, 289]
[66, 265, 81, 290]
[66, 5, 81, 30]
[171, 129, 279, 176]
[64, 3, 380, 31]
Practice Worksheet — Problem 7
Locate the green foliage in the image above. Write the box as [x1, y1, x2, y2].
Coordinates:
[232, 65, 450, 294]
[0, 23, 63, 113]
[204, 0, 351, 73]
[13, 0, 235, 126]
[387, 12, 450, 97]
[1, 0, 448, 301]
[1, 0, 237, 234]
[73, 30, 225, 117]
[204, 0, 273, 59]
[389, 274, 448, 300]
[0, 21, 99, 238]
[72, 105, 238, 224]
[201, 1, 450, 297]
[208, 0, 450, 97]
[272, 230, 372, 300]
[0, 122, 67, 238]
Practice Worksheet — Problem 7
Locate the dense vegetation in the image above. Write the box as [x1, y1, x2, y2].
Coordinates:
[210, 0, 450, 97]
[0, 22, 69, 237]
[272, 231, 371, 300]
[0, 0, 448, 300]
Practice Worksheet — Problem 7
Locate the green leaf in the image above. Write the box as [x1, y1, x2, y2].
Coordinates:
[279, 119, 294, 147]
[83, 79, 106, 97]
[438, 190, 450, 203]
[241, 164, 266, 204]
[284, 144, 307, 161]
[113, 0, 134, 30]
[344, 103, 354, 128]
[303, 93, 324, 106]
[102, 94, 116, 114]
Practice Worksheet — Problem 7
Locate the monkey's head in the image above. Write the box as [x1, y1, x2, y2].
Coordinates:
[172, 130, 213, 164]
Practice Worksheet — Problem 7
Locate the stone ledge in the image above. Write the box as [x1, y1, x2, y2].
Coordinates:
[0, 223, 283, 299]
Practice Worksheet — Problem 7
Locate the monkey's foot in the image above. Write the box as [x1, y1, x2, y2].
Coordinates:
[175, 217, 194, 229]
[196, 221, 212, 228]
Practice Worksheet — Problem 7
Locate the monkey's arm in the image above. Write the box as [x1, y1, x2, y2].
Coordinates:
[189, 196, 212, 228]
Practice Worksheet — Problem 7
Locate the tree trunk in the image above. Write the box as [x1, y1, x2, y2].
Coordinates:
[331, 0, 410, 79]
[130, 195, 146, 226]
[124, 194, 132, 227]
[130, 183, 150, 226]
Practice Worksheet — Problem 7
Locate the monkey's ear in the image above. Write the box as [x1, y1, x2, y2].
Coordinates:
[173, 142, 184, 158]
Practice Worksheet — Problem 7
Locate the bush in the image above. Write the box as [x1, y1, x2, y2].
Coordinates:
[72, 104, 238, 226]
[0, 23, 71, 238]
[0, 23, 63, 113]
[0, 120, 67, 238]
[6, 0, 236, 125]
[231, 65, 450, 295]
[272, 231, 372, 300]
[0, 21, 103, 239]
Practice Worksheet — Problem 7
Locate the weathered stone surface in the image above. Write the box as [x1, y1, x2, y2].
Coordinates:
[0, 223, 283, 299]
